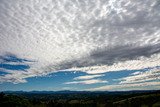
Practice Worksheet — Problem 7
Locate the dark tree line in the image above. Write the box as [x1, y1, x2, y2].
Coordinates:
[0, 91, 160, 107]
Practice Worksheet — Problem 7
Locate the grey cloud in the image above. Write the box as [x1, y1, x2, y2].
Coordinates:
[89, 44, 160, 65]
[56, 44, 160, 69]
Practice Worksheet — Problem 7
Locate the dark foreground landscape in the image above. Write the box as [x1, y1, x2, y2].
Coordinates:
[0, 90, 160, 107]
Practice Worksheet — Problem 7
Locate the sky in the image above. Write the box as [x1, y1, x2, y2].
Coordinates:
[0, 0, 160, 91]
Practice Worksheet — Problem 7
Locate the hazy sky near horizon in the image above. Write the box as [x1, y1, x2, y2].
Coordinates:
[0, 0, 160, 91]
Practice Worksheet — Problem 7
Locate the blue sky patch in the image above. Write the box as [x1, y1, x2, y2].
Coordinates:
[0, 63, 30, 71]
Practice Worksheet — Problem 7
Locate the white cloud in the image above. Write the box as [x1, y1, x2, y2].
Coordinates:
[0, 71, 28, 84]
[87, 81, 160, 91]
[131, 71, 142, 76]
[73, 74, 104, 80]
[85, 68, 160, 91]
[0, 0, 160, 83]
[119, 68, 160, 84]
[65, 79, 107, 85]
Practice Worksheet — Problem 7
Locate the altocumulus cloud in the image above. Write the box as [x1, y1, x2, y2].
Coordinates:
[0, 0, 160, 84]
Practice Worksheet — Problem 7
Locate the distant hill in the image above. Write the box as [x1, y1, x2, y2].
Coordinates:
[3, 89, 159, 94]
[1, 90, 160, 107]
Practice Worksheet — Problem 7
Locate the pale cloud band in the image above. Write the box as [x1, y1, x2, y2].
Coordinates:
[87, 81, 160, 91]
[65, 79, 108, 85]
[73, 74, 105, 80]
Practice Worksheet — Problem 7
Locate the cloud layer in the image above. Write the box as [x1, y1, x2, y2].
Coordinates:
[0, 0, 160, 85]
[65, 79, 107, 85]
[87, 81, 160, 91]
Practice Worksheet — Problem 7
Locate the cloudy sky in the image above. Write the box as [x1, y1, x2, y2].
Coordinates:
[0, 0, 160, 91]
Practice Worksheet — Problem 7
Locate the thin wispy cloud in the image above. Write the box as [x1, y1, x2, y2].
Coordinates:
[73, 74, 104, 80]
[119, 68, 160, 84]
[87, 81, 160, 91]
[65, 79, 108, 85]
